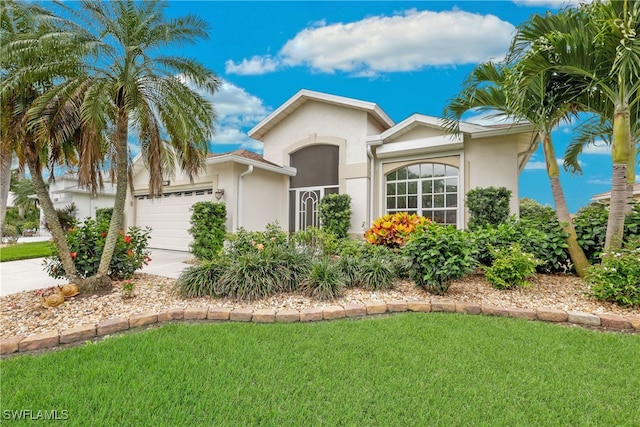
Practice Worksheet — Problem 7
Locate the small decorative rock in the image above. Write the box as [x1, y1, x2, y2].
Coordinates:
[627, 315, 640, 330]
[386, 300, 408, 312]
[229, 308, 253, 322]
[183, 307, 208, 320]
[252, 309, 276, 323]
[508, 307, 537, 320]
[481, 304, 509, 317]
[275, 309, 300, 323]
[537, 308, 568, 323]
[456, 302, 482, 315]
[0, 336, 24, 355]
[407, 300, 431, 312]
[323, 306, 345, 320]
[567, 311, 601, 326]
[299, 307, 323, 322]
[97, 317, 129, 336]
[59, 324, 96, 344]
[343, 303, 367, 317]
[158, 308, 184, 322]
[431, 301, 456, 313]
[129, 311, 158, 328]
[598, 314, 633, 329]
[364, 301, 387, 315]
[208, 307, 231, 321]
[19, 331, 59, 352]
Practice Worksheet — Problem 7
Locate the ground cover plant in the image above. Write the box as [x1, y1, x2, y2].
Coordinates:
[0, 241, 53, 262]
[2, 314, 639, 426]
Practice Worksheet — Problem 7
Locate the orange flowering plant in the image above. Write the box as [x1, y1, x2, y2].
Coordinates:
[364, 212, 430, 248]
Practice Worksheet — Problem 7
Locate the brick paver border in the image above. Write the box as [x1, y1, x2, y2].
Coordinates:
[1, 300, 638, 355]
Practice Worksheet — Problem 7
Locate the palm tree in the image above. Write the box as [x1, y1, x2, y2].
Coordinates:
[510, 0, 640, 251]
[5, 0, 220, 291]
[443, 62, 591, 276]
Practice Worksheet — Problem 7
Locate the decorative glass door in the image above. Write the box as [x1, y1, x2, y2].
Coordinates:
[295, 187, 322, 231]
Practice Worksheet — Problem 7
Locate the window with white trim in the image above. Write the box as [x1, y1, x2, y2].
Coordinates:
[385, 163, 458, 225]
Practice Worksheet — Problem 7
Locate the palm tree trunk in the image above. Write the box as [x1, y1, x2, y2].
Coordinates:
[625, 136, 636, 213]
[26, 156, 80, 283]
[541, 133, 590, 276]
[605, 110, 631, 251]
[95, 105, 129, 282]
[0, 145, 12, 230]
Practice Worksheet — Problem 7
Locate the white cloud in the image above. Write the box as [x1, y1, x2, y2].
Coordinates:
[465, 110, 515, 126]
[524, 157, 583, 171]
[225, 56, 279, 75]
[227, 9, 515, 76]
[588, 178, 611, 186]
[582, 140, 611, 155]
[513, 0, 590, 7]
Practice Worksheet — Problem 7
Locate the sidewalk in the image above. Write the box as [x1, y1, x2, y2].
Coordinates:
[0, 247, 192, 297]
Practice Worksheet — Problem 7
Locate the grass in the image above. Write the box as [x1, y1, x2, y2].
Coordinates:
[2, 313, 639, 426]
[0, 241, 53, 262]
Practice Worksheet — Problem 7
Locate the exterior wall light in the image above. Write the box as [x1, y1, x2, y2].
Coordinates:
[214, 189, 225, 200]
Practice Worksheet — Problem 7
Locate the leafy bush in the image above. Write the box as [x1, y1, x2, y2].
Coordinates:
[466, 187, 511, 229]
[44, 218, 151, 280]
[573, 201, 640, 264]
[404, 223, 475, 295]
[189, 202, 227, 260]
[483, 244, 540, 290]
[225, 222, 287, 256]
[364, 212, 430, 248]
[319, 194, 352, 238]
[2, 224, 19, 244]
[586, 240, 640, 307]
[337, 255, 363, 288]
[96, 208, 113, 223]
[175, 258, 229, 297]
[468, 218, 570, 274]
[302, 258, 345, 300]
[519, 198, 556, 223]
[359, 255, 396, 290]
[291, 226, 339, 258]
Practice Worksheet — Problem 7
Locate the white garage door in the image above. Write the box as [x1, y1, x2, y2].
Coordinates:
[135, 188, 213, 251]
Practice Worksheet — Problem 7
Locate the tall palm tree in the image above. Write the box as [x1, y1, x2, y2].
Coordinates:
[510, 0, 640, 251]
[443, 62, 591, 276]
[6, 0, 220, 291]
[1, 0, 85, 281]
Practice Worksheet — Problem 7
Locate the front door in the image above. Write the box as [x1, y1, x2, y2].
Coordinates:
[295, 187, 322, 231]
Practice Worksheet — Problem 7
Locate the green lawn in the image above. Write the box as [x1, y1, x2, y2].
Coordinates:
[2, 313, 639, 426]
[0, 241, 53, 262]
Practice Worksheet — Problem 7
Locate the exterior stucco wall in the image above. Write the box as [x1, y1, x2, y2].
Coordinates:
[388, 126, 443, 143]
[345, 178, 369, 236]
[261, 101, 371, 167]
[464, 135, 520, 217]
[240, 167, 289, 231]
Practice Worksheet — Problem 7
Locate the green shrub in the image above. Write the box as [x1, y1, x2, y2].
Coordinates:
[337, 255, 363, 288]
[466, 186, 511, 229]
[44, 218, 151, 280]
[364, 212, 430, 248]
[96, 208, 114, 223]
[483, 244, 540, 290]
[574, 201, 640, 264]
[2, 224, 19, 244]
[359, 255, 396, 290]
[215, 249, 287, 301]
[175, 258, 229, 298]
[302, 258, 345, 300]
[291, 226, 339, 258]
[586, 239, 640, 307]
[189, 202, 227, 260]
[319, 194, 352, 238]
[519, 198, 556, 223]
[225, 222, 288, 256]
[404, 223, 475, 295]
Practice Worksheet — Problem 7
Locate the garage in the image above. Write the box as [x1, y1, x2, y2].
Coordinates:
[135, 188, 213, 251]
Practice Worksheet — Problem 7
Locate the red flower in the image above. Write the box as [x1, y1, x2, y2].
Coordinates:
[70, 252, 77, 259]
[101, 232, 107, 237]
[124, 235, 131, 244]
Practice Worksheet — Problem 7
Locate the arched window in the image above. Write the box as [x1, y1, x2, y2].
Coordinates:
[385, 163, 458, 225]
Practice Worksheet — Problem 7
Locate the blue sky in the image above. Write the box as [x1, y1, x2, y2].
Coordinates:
[160, 0, 638, 213]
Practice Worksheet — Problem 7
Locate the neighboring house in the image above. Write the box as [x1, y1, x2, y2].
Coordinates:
[40, 173, 117, 232]
[591, 182, 640, 203]
[126, 89, 538, 251]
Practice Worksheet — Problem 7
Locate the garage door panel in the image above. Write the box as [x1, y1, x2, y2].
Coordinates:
[135, 190, 213, 251]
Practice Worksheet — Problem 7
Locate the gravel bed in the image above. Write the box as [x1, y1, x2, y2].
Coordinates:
[1, 272, 638, 340]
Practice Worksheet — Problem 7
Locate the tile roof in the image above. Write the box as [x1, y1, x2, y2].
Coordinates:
[207, 149, 280, 167]
[591, 182, 640, 200]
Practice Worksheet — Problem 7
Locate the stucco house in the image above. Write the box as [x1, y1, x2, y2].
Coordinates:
[591, 182, 640, 203]
[125, 89, 538, 251]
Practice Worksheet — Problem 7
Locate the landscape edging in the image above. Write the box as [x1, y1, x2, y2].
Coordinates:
[1, 301, 638, 355]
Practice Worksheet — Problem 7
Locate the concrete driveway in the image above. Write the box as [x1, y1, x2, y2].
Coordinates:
[0, 249, 193, 297]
